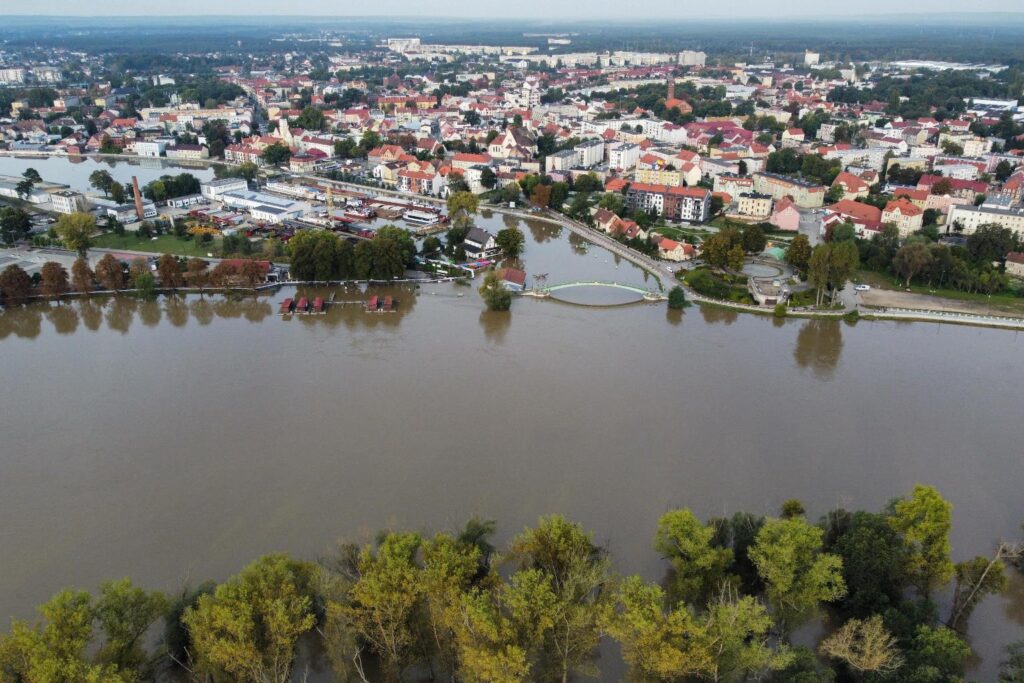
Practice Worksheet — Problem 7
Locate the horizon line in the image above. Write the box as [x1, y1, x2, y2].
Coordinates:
[3, 11, 1024, 20]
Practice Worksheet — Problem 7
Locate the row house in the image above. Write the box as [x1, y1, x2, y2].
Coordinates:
[224, 144, 266, 166]
[753, 172, 826, 208]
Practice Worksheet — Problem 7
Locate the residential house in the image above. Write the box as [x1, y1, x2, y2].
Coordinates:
[882, 198, 924, 237]
[832, 172, 870, 200]
[736, 192, 772, 219]
[657, 238, 695, 262]
[769, 198, 800, 231]
[1006, 252, 1024, 278]
[463, 227, 498, 258]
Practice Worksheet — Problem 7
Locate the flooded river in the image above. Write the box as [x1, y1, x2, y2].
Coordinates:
[0, 154, 217, 189]
[1, 173, 1023, 679]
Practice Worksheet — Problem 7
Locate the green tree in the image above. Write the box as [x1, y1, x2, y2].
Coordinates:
[786, 234, 812, 277]
[0, 207, 32, 243]
[480, 167, 497, 189]
[741, 224, 767, 254]
[828, 512, 908, 619]
[603, 576, 714, 681]
[703, 585, 794, 682]
[893, 242, 933, 287]
[1000, 641, 1024, 682]
[133, 271, 156, 299]
[447, 191, 479, 229]
[495, 227, 525, 258]
[887, 485, 954, 597]
[479, 271, 512, 311]
[654, 509, 733, 607]
[0, 589, 131, 683]
[508, 516, 612, 683]
[341, 532, 425, 680]
[727, 244, 746, 271]
[56, 210, 96, 259]
[903, 625, 970, 682]
[183, 554, 316, 683]
[293, 106, 326, 131]
[93, 578, 169, 674]
[667, 286, 687, 310]
[749, 517, 846, 634]
[947, 554, 1007, 633]
[261, 142, 292, 165]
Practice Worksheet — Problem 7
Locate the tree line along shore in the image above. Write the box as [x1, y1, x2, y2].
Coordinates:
[1, 485, 1022, 683]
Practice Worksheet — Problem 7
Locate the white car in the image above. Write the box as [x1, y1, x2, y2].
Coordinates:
[854, 284, 871, 292]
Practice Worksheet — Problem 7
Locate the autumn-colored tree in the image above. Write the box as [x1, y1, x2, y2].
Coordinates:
[238, 260, 265, 287]
[128, 258, 148, 282]
[530, 184, 552, 208]
[39, 261, 69, 299]
[185, 258, 208, 287]
[71, 258, 94, 295]
[95, 254, 125, 291]
[820, 615, 903, 675]
[156, 253, 181, 288]
[0, 264, 33, 303]
[209, 261, 239, 286]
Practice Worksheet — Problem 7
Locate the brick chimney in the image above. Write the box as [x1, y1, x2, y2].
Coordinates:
[131, 176, 145, 221]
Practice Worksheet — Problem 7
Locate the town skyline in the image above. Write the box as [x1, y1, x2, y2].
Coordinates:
[4, 1, 1024, 18]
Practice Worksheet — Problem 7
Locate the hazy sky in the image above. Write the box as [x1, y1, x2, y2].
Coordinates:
[2, 0, 1020, 18]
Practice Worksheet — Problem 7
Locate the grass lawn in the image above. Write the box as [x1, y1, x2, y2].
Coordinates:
[652, 225, 711, 242]
[93, 232, 218, 258]
[856, 269, 1024, 314]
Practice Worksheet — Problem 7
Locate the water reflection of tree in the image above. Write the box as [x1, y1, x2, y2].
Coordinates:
[524, 218, 561, 243]
[568, 231, 588, 253]
[794, 320, 843, 379]
[138, 300, 162, 328]
[480, 309, 511, 343]
[0, 305, 42, 339]
[79, 299, 104, 331]
[666, 308, 683, 327]
[699, 305, 738, 325]
[106, 297, 138, 335]
[164, 296, 189, 328]
[501, 213, 521, 230]
[45, 304, 79, 335]
[190, 298, 215, 326]
[1002, 569, 1024, 626]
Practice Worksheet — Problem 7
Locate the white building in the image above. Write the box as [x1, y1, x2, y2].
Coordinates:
[134, 140, 167, 158]
[608, 142, 641, 171]
[521, 78, 542, 108]
[948, 203, 1024, 235]
[50, 190, 85, 215]
[201, 178, 249, 201]
[574, 139, 604, 168]
[678, 51, 707, 67]
[0, 68, 26, 85]
[804, 50, 821, 66]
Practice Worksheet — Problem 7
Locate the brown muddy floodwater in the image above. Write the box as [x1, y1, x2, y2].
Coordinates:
[1, 216, 1023, 679]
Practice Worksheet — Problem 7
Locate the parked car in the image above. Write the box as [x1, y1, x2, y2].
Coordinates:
[855, 284, 871, 292]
